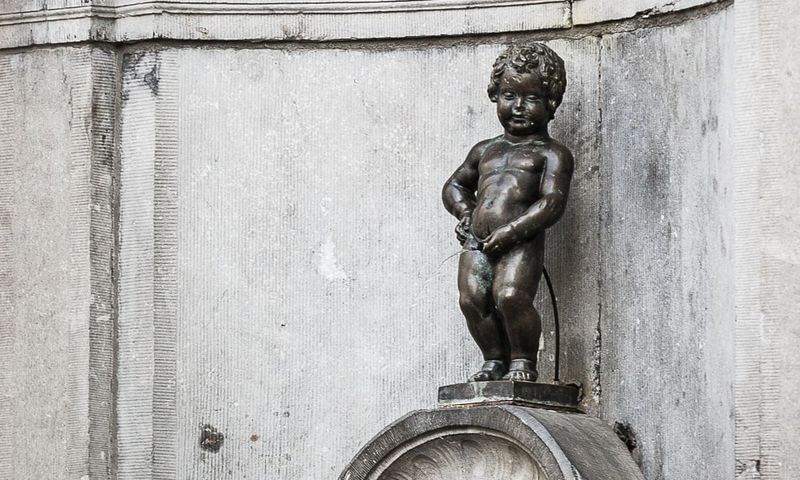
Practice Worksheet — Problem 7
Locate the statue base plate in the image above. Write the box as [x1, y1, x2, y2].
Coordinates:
[438, 381, 580, 411]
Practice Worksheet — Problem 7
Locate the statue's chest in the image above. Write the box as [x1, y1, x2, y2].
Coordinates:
[479, 148, 546, 177]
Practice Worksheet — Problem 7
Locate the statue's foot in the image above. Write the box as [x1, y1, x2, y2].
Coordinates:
[503, 358, 538, 382]
[468, 360, 507, 382]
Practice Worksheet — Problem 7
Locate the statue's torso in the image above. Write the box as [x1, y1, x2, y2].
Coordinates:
[471, 139, 548, 239]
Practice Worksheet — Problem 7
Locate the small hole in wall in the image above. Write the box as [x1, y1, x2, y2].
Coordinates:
[200, 424, 224, 453]
[613, 421, 638, 452]
[612, 421, 643, 466]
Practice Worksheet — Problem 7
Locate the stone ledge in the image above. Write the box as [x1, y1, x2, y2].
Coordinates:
[0, 0, 570, 49]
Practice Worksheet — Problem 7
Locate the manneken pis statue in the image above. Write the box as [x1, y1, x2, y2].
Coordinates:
[442, 44, 574, 383]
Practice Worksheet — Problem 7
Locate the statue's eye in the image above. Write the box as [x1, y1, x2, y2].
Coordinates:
[502, 92, 515, 100]
[525, 96, 541, 103]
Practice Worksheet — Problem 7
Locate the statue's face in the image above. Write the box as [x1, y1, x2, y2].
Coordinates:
[495, 68, 550, 136]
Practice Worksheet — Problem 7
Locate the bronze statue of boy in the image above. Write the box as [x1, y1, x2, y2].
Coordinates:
[442, 44, 574, 382]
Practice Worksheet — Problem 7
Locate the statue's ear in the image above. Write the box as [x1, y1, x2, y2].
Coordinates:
[548, 99, 559, 115]
[487, 87, 498, 103]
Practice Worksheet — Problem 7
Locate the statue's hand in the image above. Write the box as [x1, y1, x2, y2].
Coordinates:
[482, 224, 520, 256]
[455, 214, 472, 245]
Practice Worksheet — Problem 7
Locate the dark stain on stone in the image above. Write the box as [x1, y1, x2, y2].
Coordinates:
[250, 434, 259, 442]
[583, 164, 600, 179]
[613, 421, 638, 453]
[200, 424, 224, 452]
[644, 161, 661, 193]
[143, 62, 160, 96]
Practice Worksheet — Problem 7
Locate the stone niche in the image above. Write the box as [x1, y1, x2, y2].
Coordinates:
[341, 403, 645, 480]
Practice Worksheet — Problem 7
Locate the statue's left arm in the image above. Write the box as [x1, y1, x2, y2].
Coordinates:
[512, 145, 574, 236]
[482, 145, 574, 256]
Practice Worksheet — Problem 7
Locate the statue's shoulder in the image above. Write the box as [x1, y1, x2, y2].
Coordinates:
[473, 135, 501, 151]
[468, 135, 503, 158]
[542, 139, 574, 172]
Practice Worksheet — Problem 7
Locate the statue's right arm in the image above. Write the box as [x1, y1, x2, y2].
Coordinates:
[441, 141, 488, 220]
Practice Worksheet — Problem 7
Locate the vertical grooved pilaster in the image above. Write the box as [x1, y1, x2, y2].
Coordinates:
[0, 54, 16, 480]
[733, 1, 765, 474]
[118, 50, 158, 479]
[66, 46, 119, 480]
[88, 48, 120, 480]
[153, 49, 179, 480]
[118, 48, 178, 479]
[734, 1, 800, 478]
[66, 47, 93, 480]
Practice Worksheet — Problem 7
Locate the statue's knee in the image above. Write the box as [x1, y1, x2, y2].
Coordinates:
[459, 291, 489, 314]
[493, 286, 533, 313]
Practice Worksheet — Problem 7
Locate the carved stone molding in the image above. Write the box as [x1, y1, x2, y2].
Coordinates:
[0, 0, 727, 49]
[376, 431, 547, 480]
[341, 405, 645, 480]
[0, 0, 571, 49]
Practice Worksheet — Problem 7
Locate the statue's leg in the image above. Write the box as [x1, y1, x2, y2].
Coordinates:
[458, 250, 508, 381]
[492, 235, 545, 382]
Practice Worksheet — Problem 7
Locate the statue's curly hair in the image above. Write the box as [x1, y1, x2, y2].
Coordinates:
[487, 43, 567, 119]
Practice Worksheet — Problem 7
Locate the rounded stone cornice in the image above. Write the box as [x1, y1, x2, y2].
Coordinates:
[341, 405, 645, 480]
[0, 0, 570, 49]
[0, 0, 725, 50]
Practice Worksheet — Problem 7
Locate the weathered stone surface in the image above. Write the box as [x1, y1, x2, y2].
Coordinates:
[597, 10, 735, 480]
[0, 46, 117, 480]
[573, 0, 722, 24]
[734, 1, 800, 478]
[341, 405, 644, 480]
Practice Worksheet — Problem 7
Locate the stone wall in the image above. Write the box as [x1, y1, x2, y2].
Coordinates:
[0, 1, 794, 479]
[598, 12, 735, 479]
